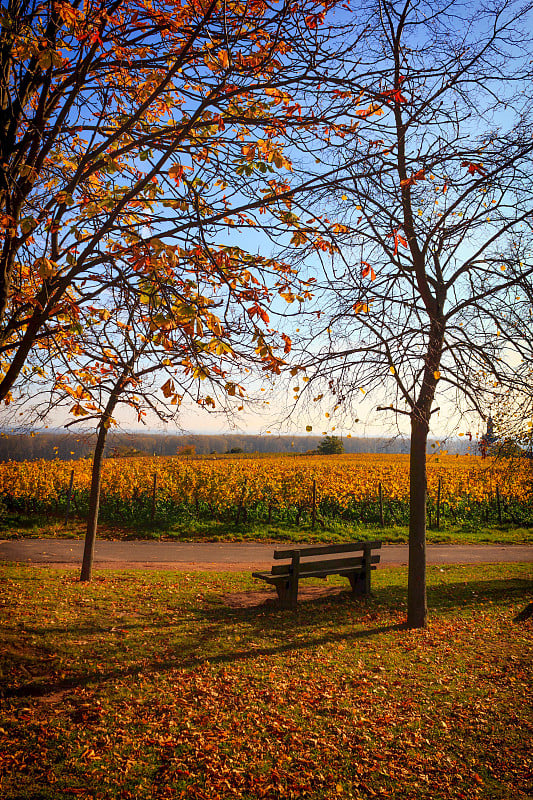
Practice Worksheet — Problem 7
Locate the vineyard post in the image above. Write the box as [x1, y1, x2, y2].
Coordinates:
[378, 482, 384, 528]
[236, 479, 247, 524]
[151, 473, 157, 523]
[312, 479, 317, 529]
[64, 469, 74, 525]
[437, 478, 442, 530]
[496, 485, 502, 524]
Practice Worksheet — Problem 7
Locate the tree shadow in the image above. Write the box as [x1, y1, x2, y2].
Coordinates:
[3, 620, 406, 699]
[2, 574, 530, 701]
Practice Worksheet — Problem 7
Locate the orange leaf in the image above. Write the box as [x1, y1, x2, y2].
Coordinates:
[361, 262, 376, 280]
[355, 104, 384, 118]
[400, 169, 426, 188]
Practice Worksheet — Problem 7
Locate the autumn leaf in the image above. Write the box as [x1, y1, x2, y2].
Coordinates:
[400, 169, 426, 188]
[280, 291, 295, 303]
[387, 228, 408, 256]
[462, 161, 487, 176]
[290, 230, 308, 246]
[304, 11, 325, 28]
[168, 164, 185, 183]
[361, 262, 376, 280]
[378, 87, 408, 104]
[35, 257, 58, 279]
[161, 378, 175, 398]
[356, 103, 384, 118]
[218, 50, 230, 69]
[247, 304, 269, 324]
[70, 403, 89, 416]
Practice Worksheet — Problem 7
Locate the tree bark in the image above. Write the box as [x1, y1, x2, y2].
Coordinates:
[79, 416, 109, 581]
[407, 410, 429, 628]
[79, 385, 123, 581]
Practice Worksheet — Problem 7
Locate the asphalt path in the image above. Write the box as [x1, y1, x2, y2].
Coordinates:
[0, 539, 532, 571]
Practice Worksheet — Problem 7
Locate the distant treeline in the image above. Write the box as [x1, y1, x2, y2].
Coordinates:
[0, 431, 470, 462]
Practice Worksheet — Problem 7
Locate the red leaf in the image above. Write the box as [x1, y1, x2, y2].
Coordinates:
[461, 161, 487, 176]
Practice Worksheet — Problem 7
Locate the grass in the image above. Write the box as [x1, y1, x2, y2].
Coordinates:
[1, 562, 532, 799]
[2, 511, 533, 545]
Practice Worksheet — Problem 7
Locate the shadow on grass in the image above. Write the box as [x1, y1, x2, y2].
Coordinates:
[3, 620, 407, 700]
[16, 574, 532, 637]
[3, 574, 531, 701]
[8, 573, 532, 644]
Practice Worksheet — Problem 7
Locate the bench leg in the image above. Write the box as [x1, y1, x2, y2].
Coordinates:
[276, 580, 291, 609]
[348, 572, 366, 595]
[288, 576, 299, 609]
[276, 578, 298, 609]
[349, 544, 373, 596]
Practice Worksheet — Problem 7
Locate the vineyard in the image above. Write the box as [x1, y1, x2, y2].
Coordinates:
[2, 453, 532, 531]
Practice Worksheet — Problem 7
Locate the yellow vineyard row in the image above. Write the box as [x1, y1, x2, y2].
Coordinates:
[1, 453, 532, 511]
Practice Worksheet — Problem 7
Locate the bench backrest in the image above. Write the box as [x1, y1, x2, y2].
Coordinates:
[271, 540, 381, 576]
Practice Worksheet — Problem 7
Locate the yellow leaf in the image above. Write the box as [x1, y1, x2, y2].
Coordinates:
[280, 291, 295, 303]
[56, 1, 80, 26]
[35, 257, 57, 279]
[434, 371, 441, 380]
[70, 403, 88, 417]
[390, 366, 395, 374]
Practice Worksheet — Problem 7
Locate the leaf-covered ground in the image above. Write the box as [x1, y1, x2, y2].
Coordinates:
[1, 563, 531, 799]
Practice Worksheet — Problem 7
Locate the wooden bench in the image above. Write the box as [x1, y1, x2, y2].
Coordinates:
[252, 540, 382, 609]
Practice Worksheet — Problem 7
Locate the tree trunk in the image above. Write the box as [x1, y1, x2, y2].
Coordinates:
[407, 411, 429, 628]
[80, 417, 109, 581]
[80, 388, 122, 581]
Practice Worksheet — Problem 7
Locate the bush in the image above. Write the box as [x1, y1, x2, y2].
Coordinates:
[316, 435, 344, 455]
